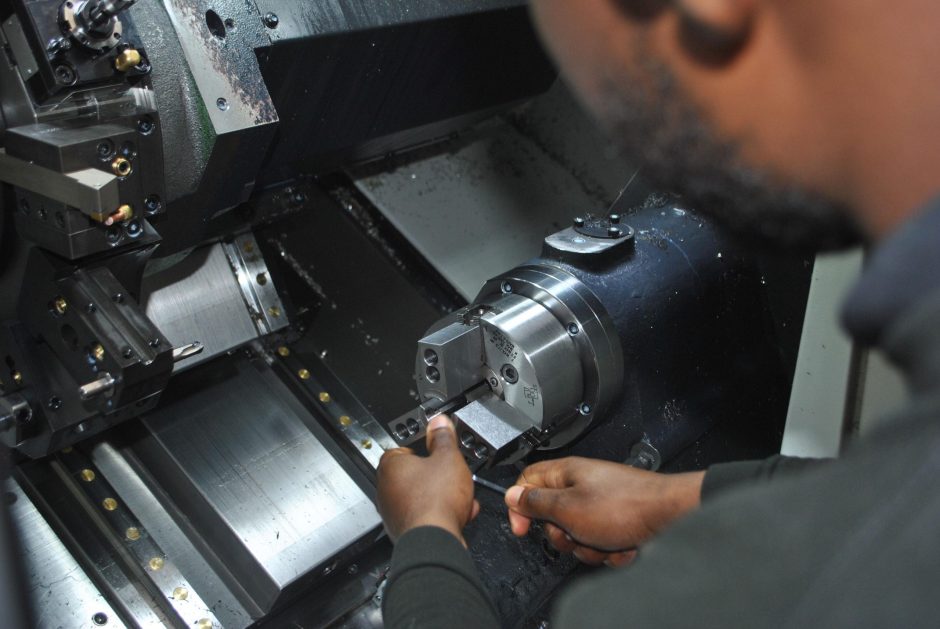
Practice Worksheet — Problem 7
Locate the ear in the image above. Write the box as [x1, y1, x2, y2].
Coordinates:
[674, 0, 758, 65]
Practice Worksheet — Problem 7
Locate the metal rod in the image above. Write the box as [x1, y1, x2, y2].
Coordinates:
[471, 474, 507, 496]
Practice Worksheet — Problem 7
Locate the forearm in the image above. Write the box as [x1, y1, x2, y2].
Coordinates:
[383, 526, 499, 629]
[702, 454, 826, 500]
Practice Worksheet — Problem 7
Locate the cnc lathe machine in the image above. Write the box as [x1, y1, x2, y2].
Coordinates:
[0, 1, 813, 627]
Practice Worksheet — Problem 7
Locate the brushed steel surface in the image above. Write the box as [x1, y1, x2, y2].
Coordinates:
[7, 478, 126, 629]
[139, 359, 381, 613]
[91, 442, 256, 627]
[142, 239, 285, 372]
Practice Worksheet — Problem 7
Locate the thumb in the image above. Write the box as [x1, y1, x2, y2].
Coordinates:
[426, 415, 458, 456]
[505, 484, 567, 522]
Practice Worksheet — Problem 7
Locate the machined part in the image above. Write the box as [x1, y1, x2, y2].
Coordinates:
[413, 262, 623, 463]
[222, 233, 288, 336]
[60, 0, 132, 52]
[479, 293, 582, 431]
[142, 238, 286, 373]
[78, 372, 116, 400]
[6, 478, 125, 629]
[0, 393, 32, 447]
[0, 149, 119, 216]
[477, 264, 624, 449]
[452, 395, 538, 466]
[1, 15, 39, 82]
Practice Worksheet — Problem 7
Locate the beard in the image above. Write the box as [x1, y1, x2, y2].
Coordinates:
[594, 55, 864, 251]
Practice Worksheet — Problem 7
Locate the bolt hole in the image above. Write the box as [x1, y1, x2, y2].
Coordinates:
[224, 17, 236, 29]
[406, 417, 420, 435]
[460, 432, 476, 449]
[96, 140, 114, 160]
[500, 364, 518, 384]
[205, 10, 226, 39]
[425, 366, 440, 383]
[256, 272, 268, 285]
[423, 349, 438, 366]
[216, 97, 229, 111]
[394, 423, 408, 441]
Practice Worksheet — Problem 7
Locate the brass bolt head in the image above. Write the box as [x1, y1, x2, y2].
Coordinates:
[125, 527, 141, 541]
[148, 556, 165, 571]
[172, 586, 189, 601]
[318, 391, 331, 403]
[339, 415, 352, 427]
[297, 368, 311, 380]
[102, 497, 118, 511]
[80, 469, 96, 482]
[114, 48, 142, 72]
[11, 371, 23, 386]
[277, 346, 290, 357]
[361, 439, 373, 449]
[268, 306, 282, 318]
[91, 343, 105, 362]
[53, 296, 68, 316]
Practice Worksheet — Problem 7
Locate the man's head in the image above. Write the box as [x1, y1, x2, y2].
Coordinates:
[530, 0, 940, 248]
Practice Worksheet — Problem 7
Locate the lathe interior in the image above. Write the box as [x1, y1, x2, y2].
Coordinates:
[0, 2, 813, 627]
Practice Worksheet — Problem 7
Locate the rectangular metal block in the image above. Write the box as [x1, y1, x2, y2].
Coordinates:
[137, 359, 381, 613]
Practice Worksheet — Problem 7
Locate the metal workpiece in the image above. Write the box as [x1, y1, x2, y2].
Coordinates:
[411, 260, 622, 465]
[5, 248, 174, 457]
[5, 477, 125, 629]
[453, 395, 540, 465]
[59, 0, 136, 52]
[142, 238, 284, 373]
[222, 232, 289, 336]
[135, 357, 383, 614]
[49, 446, 224, 629]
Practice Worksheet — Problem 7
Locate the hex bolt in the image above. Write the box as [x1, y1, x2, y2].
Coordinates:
[573, 216, 585, 227]
[47, 396, 63, 411]
[263, 12, 279, 28]
[137, 118, 154, 134]
[579, 402, 592, 415]
[122, 347, 134, 359]
[609, 214, 621, 224]
[567, 322, 580, 335]
[500, 281, 513, 294]
[608, 226, 622, 238]
[92, 612, 109, 626]
[144, 195, 161, 213]
[148, 338, 161, 348]
[500, 364, 519, 384]
[86, 302, 96, 314]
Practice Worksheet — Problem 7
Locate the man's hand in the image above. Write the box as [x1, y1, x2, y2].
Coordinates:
[377, 415, 480, 545]
[505, 457, 704, 565]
